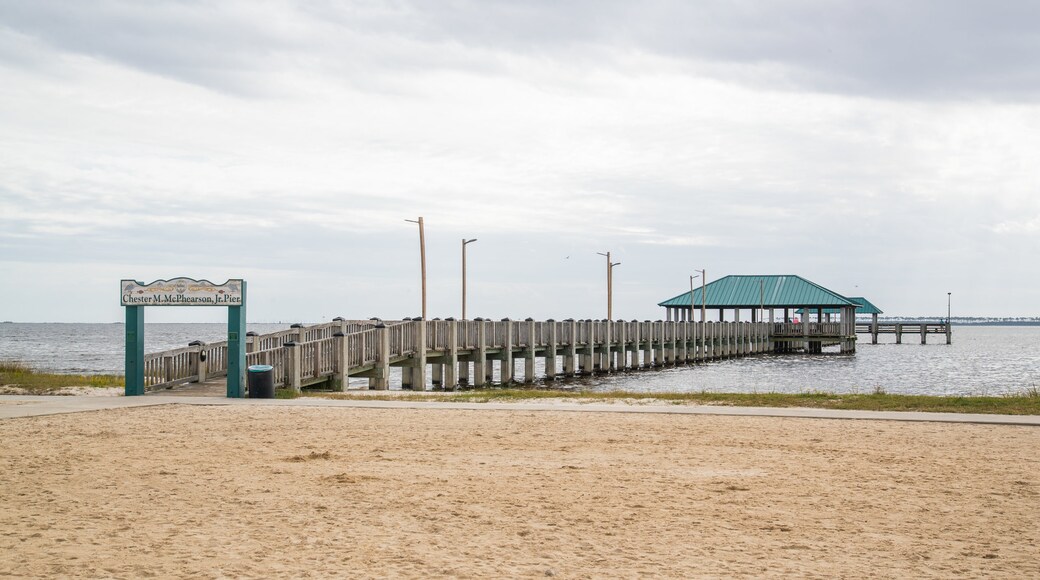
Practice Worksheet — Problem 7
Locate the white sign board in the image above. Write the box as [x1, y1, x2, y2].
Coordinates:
[121, 278, 244, 306]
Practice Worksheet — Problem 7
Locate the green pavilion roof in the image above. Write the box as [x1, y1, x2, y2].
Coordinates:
[796, 297, 883, 316]
[658, 275, 859, 309]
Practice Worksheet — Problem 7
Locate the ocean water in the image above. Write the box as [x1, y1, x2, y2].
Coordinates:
[1, 323, 1037, 397]
[0, 323, 288, 376]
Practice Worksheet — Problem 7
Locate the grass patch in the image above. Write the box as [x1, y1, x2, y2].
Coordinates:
[275, 388, 300, 399]
[303, 388, 1040, 415]
[0, 361, 124, 393]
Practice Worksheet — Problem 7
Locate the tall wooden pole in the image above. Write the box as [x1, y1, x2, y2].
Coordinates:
[418, 217, 426, 320]
[598, 251, 613, 320]
[406, 217, 427, 319]
[694, 269, 706, 322]
[462, 238, 477, 320]
[463, 239, 467, 321]
[689, 275, 695, 322]
[702, 270, 707, 323]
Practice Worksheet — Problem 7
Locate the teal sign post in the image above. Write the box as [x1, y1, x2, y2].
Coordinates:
[121, 278, 247, 398]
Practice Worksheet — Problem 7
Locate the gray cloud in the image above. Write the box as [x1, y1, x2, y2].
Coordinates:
[3, 1, 1039, 100]
[2, 1, 1038, 321]
[408, 0, 1040, 101]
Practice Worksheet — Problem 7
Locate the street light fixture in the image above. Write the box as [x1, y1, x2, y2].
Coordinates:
[596, 252, 621, 321]
[462, 238, 478, 320]
[405, 217, 426, 320]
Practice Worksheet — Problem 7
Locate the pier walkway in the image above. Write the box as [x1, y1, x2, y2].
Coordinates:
[142, 317, 858, 393]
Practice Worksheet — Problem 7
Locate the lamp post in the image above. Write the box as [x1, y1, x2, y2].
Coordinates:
[405, 217, 426, 320]
[693, 269, 706, 322]
[947, 292, 951, 323]
[689, 275, 695, 322]
[596, 252, 621, 321]
[462, 238, 477, 320]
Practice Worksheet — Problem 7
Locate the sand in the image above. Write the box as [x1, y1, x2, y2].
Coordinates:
[1, 405, 1038, 578]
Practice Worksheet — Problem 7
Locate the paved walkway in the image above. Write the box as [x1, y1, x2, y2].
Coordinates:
[2, 394, 1039, 426]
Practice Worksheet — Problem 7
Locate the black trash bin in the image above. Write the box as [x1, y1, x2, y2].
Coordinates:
[248, 364, 275, 398]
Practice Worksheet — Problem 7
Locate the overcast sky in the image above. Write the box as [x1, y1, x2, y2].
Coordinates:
[2, 0, 1038, 323]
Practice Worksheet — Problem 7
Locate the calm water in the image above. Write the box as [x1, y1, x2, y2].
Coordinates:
[1, 323, 1037, 396]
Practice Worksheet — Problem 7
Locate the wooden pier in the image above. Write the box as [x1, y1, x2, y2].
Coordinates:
[855, 322, 951, 345]
[142, 317, 858, 394]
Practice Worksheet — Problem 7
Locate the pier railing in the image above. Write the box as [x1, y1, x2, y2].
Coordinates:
[144, 318, 857, 393]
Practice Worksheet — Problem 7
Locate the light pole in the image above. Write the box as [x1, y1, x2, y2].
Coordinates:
[947, 292, 951, 323]
[689, 275, 696, 322]
[405, 217, 426, 320]
[596, 252, 621, 321]
[462, 238, 477, 320]
[693, 269, 706, 322]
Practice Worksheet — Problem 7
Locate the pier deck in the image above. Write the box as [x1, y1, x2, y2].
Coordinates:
[142, 318, 858, 394]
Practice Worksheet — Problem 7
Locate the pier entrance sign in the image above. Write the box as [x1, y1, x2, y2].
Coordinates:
[121, 278, 247, 398]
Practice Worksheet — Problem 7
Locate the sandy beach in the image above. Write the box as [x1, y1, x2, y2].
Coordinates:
[1, 404, 1038, 578]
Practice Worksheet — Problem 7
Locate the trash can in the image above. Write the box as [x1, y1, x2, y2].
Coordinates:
[248, 364, 275, 399]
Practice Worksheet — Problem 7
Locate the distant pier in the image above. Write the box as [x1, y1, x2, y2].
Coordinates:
[855, 322, 951, 345]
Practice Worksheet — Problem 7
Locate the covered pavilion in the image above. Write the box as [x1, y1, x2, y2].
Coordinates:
[658, 275, 859, 353]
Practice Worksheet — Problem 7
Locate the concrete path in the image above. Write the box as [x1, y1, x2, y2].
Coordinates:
[2, 394, 1039, 426]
